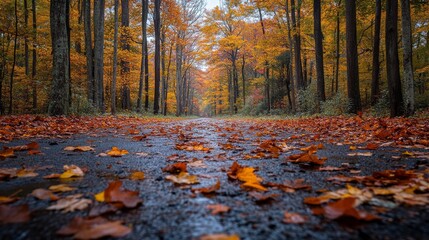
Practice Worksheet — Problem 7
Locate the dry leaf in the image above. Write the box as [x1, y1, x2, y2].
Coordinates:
[0, 204, 30, 224]
[49, 184, 76, 193]
[31, 188, 59, 201]
[47, 194, 91, 213]
[106, 147, 129, 157]
[64, 146, 95, 152]
[129, 171, 145, 180]
[283, 212, 308, 224]
[162, 162, 187, 174]
[96, 181, 142, 208]
[166, 172, 199, 185]
[199, 234, 240, 240]
[0, 196, 18, 204]
[0, 148, 15, 159]
[57, 216, 131, 239]
[206, 204, 230, 215]
[60, 165, 84, 179]
[192, 180, 220, 194]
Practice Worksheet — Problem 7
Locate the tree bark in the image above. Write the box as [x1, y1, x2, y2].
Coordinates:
[153, 0, 161, 114]
[32, 0, 37, 111]
[49, 0, 70, 115]
[314, 0, 325, 107]
[120, 0, 131, 110]
[137, 0, 148, 113]
[371, 0, 381, 106]
[9, 0, 19, 114]
[93, 0, 105, 113]
[111, 0, 119, 115]
[386, 0, 404, 117]
[401, 0, 415, 116]
[345, 0, 361, 114]
[24, 0, 29, 77]
[83, 0, 94, 104]
[334, 0, 341, 94]
[285, 0, 296, 112]
[291, 0, 304, 90]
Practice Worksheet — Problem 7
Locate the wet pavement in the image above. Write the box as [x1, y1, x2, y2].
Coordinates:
[0, 118, 428, 239]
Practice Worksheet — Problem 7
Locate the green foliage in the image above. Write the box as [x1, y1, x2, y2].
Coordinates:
[371, 90, 390, 117]
[69, 95, 98, 115]
[415, 92, 429, 109]
[297, 83, 318, 114]
[321, 92, 350, 116]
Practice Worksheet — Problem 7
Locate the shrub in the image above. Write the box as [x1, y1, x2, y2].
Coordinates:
[321, 92, 350, 116]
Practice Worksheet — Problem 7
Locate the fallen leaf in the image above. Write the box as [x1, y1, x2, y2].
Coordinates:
[0, 196, 18, 204]
[166, 172, 199, 185]
[47, 194, 91, 213]
[16, 168, 39, 178]
[129, 171, 145, 181]
[227, 162, 267, 191]
[248, 192, 278, 203]
[0, 148, 15, 159]
[106, 147, 129, 157]
[49, 184, 76, 193]
[96, 181, 142, 208]
[88, 204, 119, 217]
[206, 204, 230, 215]
[31, 188, 59, 201]
[132, 135, 147, 141]
[321, 197, 379, 221]
[192, 180, 220, 194]
[57, 216, 131, 239]
[199, 234, 240, 240]
[283, 212, 308, 224]
[64, 146, 95, 152]
[60, 165, 84, 179]
[162, 162, 187, 174]
[43, 173, 62, 179]
[288, 152, 327, 165]
[0, 204, 30, 224]
[347, 152, 373, 157]
[188, 160, 207, 168]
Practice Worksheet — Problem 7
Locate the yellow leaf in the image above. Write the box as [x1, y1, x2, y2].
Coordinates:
[165, 172, 199, 185]
[106, 147, 129, 157]
[95, 191, 105, 202]
[60, 165, 84, 179]
[130, 171, 145, 180]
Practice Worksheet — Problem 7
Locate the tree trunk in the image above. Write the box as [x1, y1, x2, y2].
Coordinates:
[386, 0, 403, 117]
[163, 41, 173, 116]
[241, 55, 246, 105]
[314, 0, 325, 107]
[111, 0, 118, 115]
[291, 0, 304, 90]
[137, 0, 148, 113]
[161, 30, 167, 115]
[32, 0, 37, 111]
[153, 0, 161, 114]
[345, 0, 361, 114]
[285, 0, 295, 112]
[9, 0, 19, 114]
[401, 0, 415, 116]
[49, 0, 70, 115]
[371, 0, 381, 106]
[120, 0, 130, 110]
[175, 37, 183, 116]
[24, 0, 29, 77]
[83, 0, 94, 104]
[257, 6, 270, 112]
[143, 0, 149, 112]
[335, 0, 341, 94]
[93, 0, 105, 113]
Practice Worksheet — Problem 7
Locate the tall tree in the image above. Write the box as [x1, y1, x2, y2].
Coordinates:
[24, 0, 29, 77]
[314, 0, 325, 108]
[290, 0, 304, 90]
[49, 0, 70, 115]
[93, 0, 105, 113]
[401, 0, 415, 116]
[111, 0, 119, 115]
[120, 0, 131, 110]
[153, 0, 161, 114]
[385, 0, 403, 117]
[137, 0, 148, 113]
[9, 0, 19, 114]
[83, 0, 94, 104]
[334, 0, 341, 94]
[143, 0, 149, 112]
[345, 0, 361, 114]
[371, 0, 382, 106]
[31, 0, 37, 110]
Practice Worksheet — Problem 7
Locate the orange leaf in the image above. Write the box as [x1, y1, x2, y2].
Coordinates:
[57, 217, 131, 239]
[206, 204, 230, 215]
[283, 212, 308, 224]
[103, 181, 142, 208]
[106, 147, 129, 157]
[0, 204, 30, 224]
[162, 162, 187, 174]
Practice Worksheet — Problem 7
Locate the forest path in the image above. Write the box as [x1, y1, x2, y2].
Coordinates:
[1, 117, 429, 239]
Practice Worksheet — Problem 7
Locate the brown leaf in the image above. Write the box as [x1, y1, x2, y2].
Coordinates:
[283, 212, 308, 224]
[49, 184, 76, 193]
[132, 135, 147, 141]
[288, 153, 327, 165]
[0, 196, 18, 204]
[31, 188, 59, 201]
[206, 204, 230, 215]
[248, 192, 278, 203]
[0, 204, 31, 224]
[192, 180, 220, 194]
[47, 194, 91, 213]
[165, 172, 199, 185]
[322, 197, 379, 221]
[0, 148, 15, 159]
[106, 147, 129, 157]
[16, 168, 39, 178]
[162, 162, 187, 174]
[60, 165, 84, 179]
[102, 181, 142, 208]
[64, 146, 95, 152]
[129, 171, 145, 180]
[199, 234, 240, 240]
[57, 216, 131, 239]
